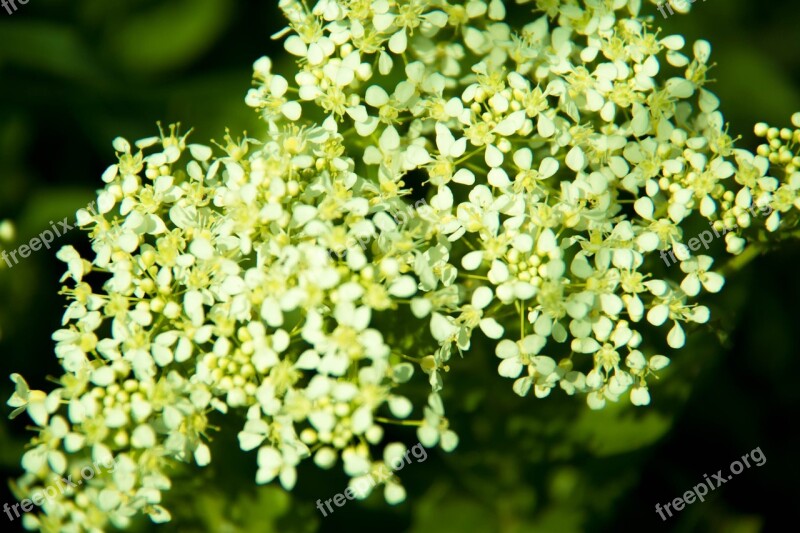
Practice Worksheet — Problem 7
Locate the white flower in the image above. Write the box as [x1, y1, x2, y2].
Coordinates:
[7, 374, 59, 427]
[679, 255, 725, 296]
[417, 393, 458, 452]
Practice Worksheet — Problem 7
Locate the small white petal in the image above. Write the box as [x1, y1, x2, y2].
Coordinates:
[461, 250, 484, 270]
[646, 304, 669, 326]
[388, 30, 407, 54]
[281, 101, 302, 121]
[649, 355, 671, 371]
[680, 275, 701, 297]
[565, 146, 586, 171]
[479, 318, 504, 339]
[190, 237, 214, 260]
[131, 424, 156, 448]
[667, 322, 685, 348]
[452, 168, 475, 185]
[702, 272, 725, 293]
[630, 387, 651, 406]
[485, 144, 504, 168]
[389, 276, 418, 298]
[195, 443, 211, 467]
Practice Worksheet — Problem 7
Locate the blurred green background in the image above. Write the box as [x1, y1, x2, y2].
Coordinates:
[1, 1, 799, 532]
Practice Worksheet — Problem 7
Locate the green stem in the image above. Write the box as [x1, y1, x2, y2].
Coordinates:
[719, 243, 765, 277]
[375, 417, 423, 427]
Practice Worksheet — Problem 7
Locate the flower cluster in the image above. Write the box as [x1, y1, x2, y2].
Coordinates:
[8, 1, 800, 531]
[8, 123, 438, 531]
[248, 0, 800, 407]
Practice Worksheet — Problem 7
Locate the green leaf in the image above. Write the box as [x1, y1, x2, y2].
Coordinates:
[412, 483, 496, 533]
[567, 401, 674, 457]
[105, 0, 233, 75]
[0, 21, 105, 84]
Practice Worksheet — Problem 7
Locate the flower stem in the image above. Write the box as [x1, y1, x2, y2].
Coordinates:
[719, 243, 765, 277]
[375, 417, 423, 427]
